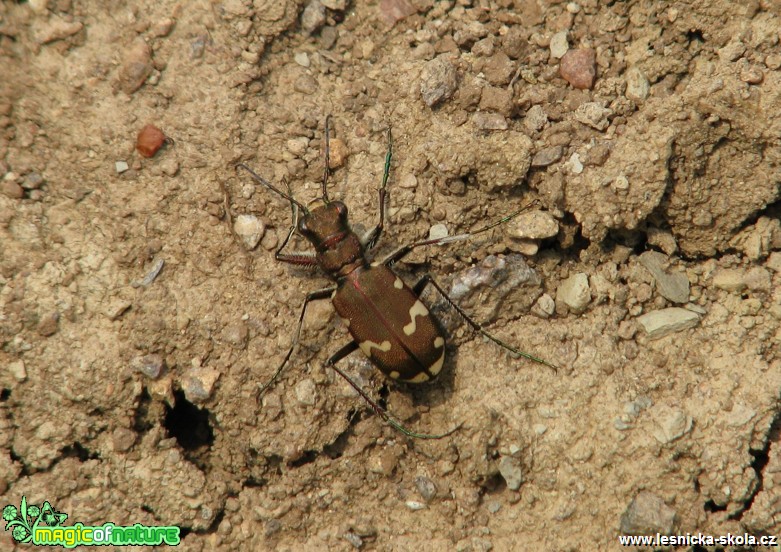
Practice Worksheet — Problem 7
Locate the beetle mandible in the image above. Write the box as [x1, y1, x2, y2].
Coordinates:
[235, 117, 556, 438]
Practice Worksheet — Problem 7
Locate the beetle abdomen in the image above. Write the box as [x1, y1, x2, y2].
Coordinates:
[333, 265, 445, 383]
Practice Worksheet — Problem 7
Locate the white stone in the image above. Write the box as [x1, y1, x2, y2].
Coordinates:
[636, 307, 700, 339]
[557, 273, 591, 312]
[550, 31, 569, 59]
[234, 214, 265, 250]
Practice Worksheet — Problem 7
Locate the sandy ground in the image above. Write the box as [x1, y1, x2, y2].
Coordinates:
[1, 0, 781, 550]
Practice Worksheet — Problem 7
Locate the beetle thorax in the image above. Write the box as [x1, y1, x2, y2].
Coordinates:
[299, 202, 366, 278]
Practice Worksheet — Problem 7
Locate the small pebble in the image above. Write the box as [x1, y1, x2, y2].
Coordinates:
[398, 174, 417, 189]
[711, 268, 746, 291]
[740, 66, 764, 84]
[405, 500, 426, 511]
[620, 491, 677, 535]
[549, 31, 569, 59]
[222, 322, 248, 348]
[428, 223, 448, 240]
[112, 427, 137, 452]
[319, 26, 338, 49]
[482, 52, 515, 86]
[638, 251, 689, 304]
[573, 102, 612, 130]
[511, 238, 539, 256]
[636, 307, 699, 339]
[115, 161, 129, 174]
[160, 158, 179, 177]
[21, 173, 44, 190]
[531, 293, 555, 318]
[473, 112, 507, 130]
[182, 366, 221, 402]
[301, 0, 326, 34]
[651, 408, 692, 443]
[557, 273, 591, 313]
[717, 39, 745, 62]
[379, 0, 417, 27]
[646, 228, 677, 255]
[151, 18, 175, 38]
[131, 257, 165, 287]
[744, 267, 771, 292]
[524, 105, 548, 132]
[414, 476, 438, 502]
[344, 532, 363, 549]
[27, 0, 49, 14]
[295, 379, 317, 406]
[105, 299, 132, 320]
[294, 52, 310, 67]
[131, 353, 165, 379]
[559, 48, 596, 89]
[286, 137, 309, 157]
[136, 124, 167, 158]
[498, 456, 524, 491]
[1, 180, 24, 199]
[625, 66, 650, 101]
[294, 74, 318, 95]
[564, 152, 583, 174]
[37, 311, 60, 336]
[531, 146, 564, 167]
[420, 56, 458, 108]
[118, 39, 153, 94]
[9, 360, 26, 382]
[509, 210, 559, 239]
[321, 0, 346, 9]
[471, 37, 495, 57]
[533, 423, 548, 435]
[479, 86, 513, 116]
[234, 214, 265, 250]
[33, 17, 83, 44]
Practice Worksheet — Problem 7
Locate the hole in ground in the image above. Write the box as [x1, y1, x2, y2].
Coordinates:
[163, 389, 214, 451]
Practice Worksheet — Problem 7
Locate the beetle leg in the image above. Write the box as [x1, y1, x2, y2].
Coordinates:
[274, 198, 319, 266]
[378, 199, 540, 266]
[412, 274, 558, 371]
[324, 341, 460, 439]
[274, 223, 318, 266]
[259, 286, 337, 395]
[361, 126, 392, 251]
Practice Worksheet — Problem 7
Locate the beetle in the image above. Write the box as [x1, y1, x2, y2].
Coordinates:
[234, 117, 556, 438]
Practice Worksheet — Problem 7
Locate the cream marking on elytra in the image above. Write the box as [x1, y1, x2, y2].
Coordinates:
[406, 371, 430, 383]
[428, 348, 446, 376]
[389, 370, 400, 379]
[403, 300, 429, 336]
[434, 336, 444, 348]
[394, 277, 404, 289]
[359, 339, 391, 357]
[341, 317, 350, 327]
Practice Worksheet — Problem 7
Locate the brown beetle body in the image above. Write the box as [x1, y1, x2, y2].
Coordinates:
[300, 201, 446, 384]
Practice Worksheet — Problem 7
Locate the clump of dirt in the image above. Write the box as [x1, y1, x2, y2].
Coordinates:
[1, 0, 780, 550]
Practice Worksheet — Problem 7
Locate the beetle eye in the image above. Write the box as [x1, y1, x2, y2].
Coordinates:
[335, 202, 348, 218]
[298, 218, 309, 233]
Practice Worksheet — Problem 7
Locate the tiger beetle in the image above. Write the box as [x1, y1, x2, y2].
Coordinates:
[235, 116, 557, 439]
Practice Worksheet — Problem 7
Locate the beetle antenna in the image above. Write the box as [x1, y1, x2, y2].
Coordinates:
[236, 163, 310, 215]
[321, 115, 332, 204]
